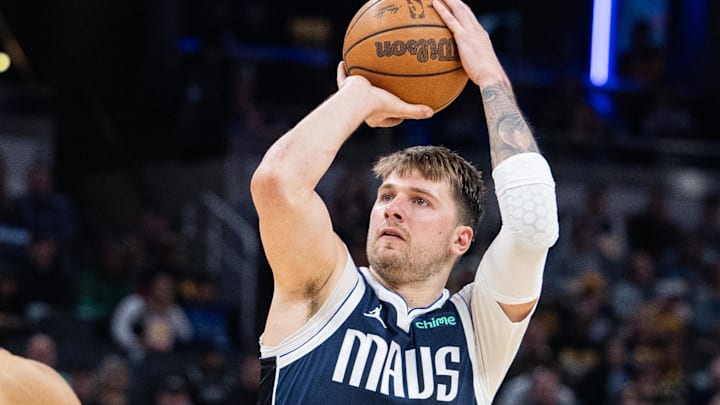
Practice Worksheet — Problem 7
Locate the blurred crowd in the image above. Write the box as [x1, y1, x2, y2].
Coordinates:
[492, 184, 720, 405]
[0, 159, 260, 404]
[1, 1, 719, 404]
[4, 134, 720, 405]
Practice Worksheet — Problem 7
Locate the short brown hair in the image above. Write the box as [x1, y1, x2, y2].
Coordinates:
[372, 146, 485, 230]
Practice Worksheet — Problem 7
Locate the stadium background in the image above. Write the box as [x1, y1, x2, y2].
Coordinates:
[1, 0, 719, 403]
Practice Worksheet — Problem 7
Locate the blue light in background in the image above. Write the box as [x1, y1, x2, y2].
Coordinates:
[590, 0, 614, 87]
[177, 36, 201, 54]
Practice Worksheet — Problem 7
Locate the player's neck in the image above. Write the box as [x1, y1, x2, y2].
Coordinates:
[368, 266, 448, 309]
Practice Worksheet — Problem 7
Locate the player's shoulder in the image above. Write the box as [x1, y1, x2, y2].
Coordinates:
[0, 348, 81, 405]
[454, 282, 475, 304]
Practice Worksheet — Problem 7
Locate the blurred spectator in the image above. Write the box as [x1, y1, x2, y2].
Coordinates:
[549, 184, 626, 297]
[229, 353, 260, 405]
[154, 373, 194, 405]
[76, 235, 140, 337]
[557, 78, 609, 153]
[618, 20, 667, 86]
[496, 365, 579, 405]
[510, 317, 556, 378]
[18, 234, 77, 319]
[89, 354, 133, 405]
[138, 209, 189, 274]
[618, 381, 653, 405]
[653, 279, 692, 337]
[328, 167, 372, 267]
[69, 365, 98, 405]
[689, 355, 720, 405]
[0, 149, 10, 218]
[656, 231, 703, 282]
[23, 332, 72, 386]
[697, 193, 720, 262]
[611, 251, 657, 321]
[641, 86, 696, 138]
[566, 94, 607, 153]
[176, 34, 234, 158]
[182, 273, 232, 351]
[110, 271, 193, 357]
[440, 98, 487, 150]
[0, 150, 30, 266]
[625, 186, 681, 262]
[619, 301, 686, 404]
[0, 269, 26, 338]
[24, 332, 59, 369]
[576, 335, 633, 405]
[576, 184, 627, 269]
[691, 257, 720, 341]
[554, 273, 615, 400]
[184, 345, 239, 405]
[226, 64, 288, 154]
[13, 160, 78, 244]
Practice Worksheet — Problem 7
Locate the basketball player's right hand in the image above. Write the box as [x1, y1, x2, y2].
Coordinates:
[337, 61, 433, 128]
[433, 0, 509, 88]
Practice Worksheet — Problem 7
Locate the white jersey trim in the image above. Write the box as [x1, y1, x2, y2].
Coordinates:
[260, 252, 365, 368]
[458, 279, 536, 402]
[450, 293, 491, 405]
[358, 266, 450, 333]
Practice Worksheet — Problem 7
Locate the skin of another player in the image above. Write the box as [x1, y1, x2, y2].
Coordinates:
[0, 349, 81, 405]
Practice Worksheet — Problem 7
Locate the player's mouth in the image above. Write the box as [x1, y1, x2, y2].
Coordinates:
[379, 227, 405, 241]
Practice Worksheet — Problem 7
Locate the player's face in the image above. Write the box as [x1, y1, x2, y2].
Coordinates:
[366, 169, 459, 285]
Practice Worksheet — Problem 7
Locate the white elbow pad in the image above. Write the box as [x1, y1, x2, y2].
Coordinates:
[492, 153, 559, 249]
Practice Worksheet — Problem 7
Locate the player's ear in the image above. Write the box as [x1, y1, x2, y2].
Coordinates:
[450, 225, 473, 256]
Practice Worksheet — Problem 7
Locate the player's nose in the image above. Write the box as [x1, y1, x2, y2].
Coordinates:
[384, 198, 405, 221]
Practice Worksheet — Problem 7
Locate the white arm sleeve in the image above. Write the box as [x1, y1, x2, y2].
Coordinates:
[480, 152, 559, 304]
[463, 153, 559, 400]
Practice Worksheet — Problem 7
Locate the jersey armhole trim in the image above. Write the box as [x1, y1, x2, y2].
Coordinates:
[452, 290, 492, 404]
[261, 251, 365, 366]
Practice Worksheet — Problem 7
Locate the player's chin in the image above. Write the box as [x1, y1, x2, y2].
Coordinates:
[375, 237, 406, 250]
[369, 242, 400, 260]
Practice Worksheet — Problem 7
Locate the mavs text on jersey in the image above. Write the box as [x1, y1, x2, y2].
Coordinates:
[258, 253, 534, 404]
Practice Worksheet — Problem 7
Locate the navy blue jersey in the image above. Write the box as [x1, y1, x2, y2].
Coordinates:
[259, 256, 532, 404]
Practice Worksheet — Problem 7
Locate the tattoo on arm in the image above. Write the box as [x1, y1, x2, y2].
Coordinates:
[481, 82, 539, 168]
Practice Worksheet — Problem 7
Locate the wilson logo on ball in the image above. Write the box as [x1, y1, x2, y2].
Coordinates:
[343, 0, 469, 111]
[374, 38, 459, 63]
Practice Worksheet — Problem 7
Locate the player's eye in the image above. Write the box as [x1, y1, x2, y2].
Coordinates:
[381, 193, 393, 202]
[414, 198, 428, 206]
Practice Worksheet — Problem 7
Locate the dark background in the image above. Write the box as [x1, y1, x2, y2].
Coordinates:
[1, 0, 720, 404]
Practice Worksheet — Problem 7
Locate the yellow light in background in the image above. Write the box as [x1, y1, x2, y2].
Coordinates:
[0, 52, 11, 73]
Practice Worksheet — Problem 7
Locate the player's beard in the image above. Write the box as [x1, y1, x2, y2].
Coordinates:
[366, 233, 451, 288]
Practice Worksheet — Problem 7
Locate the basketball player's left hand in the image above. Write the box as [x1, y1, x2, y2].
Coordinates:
[433, 0, 508, 87]
[337, 61, 433, 128]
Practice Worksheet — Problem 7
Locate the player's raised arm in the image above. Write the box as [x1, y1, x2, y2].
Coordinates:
[436, 0, 558, 321]
[250, 64, 432, 343]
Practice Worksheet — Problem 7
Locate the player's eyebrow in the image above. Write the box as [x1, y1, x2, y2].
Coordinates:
[378, 183, 440, 202]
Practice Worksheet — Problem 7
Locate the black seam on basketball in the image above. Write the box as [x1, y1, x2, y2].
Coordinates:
[343, 24, 451, 59]
[346, 65, 465, 77]
[344, 0, 386, 41]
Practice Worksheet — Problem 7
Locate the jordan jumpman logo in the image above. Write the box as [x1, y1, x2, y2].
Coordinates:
[363, 305, 387, 329]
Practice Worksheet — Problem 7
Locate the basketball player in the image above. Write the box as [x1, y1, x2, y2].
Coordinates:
[0, 348, 81, 405]
[250, 0, 559, 403]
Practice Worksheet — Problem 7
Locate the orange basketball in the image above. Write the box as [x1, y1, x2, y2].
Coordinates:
[343, 0, 468, 112]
